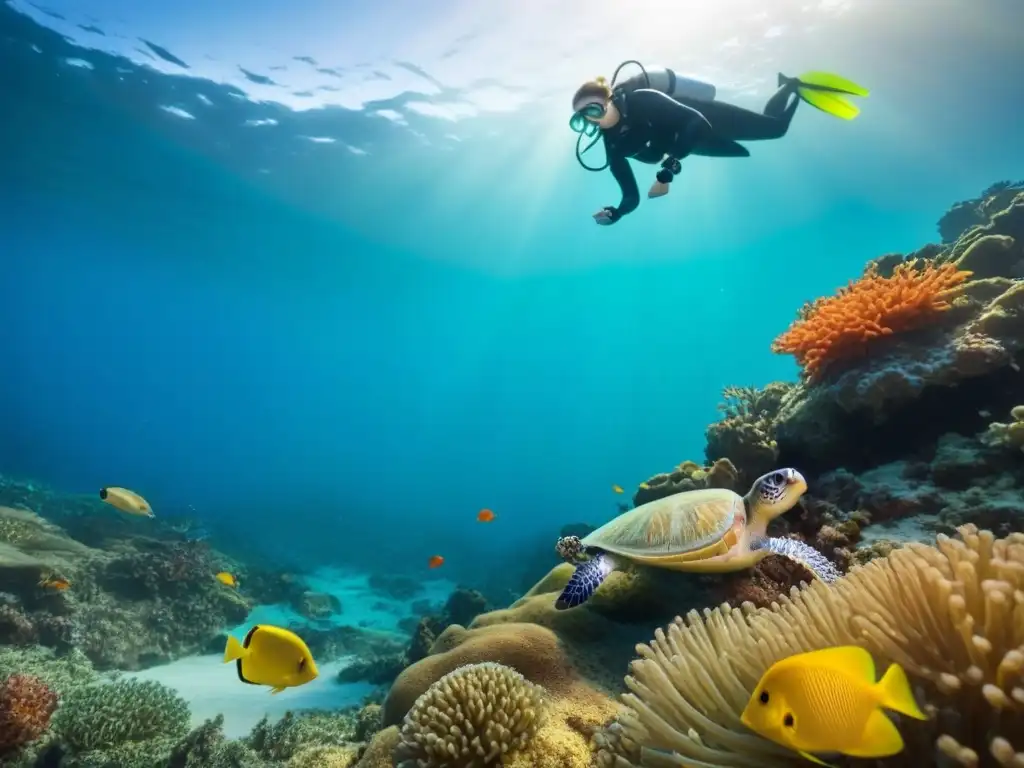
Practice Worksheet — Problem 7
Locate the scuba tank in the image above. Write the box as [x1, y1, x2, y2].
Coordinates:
[613, 65, 716, 103]
[575, 60, 717, 171]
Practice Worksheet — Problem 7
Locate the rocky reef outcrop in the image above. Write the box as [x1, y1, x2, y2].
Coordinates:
[760, 191, 1024, 474]
[937, 179, 1023, 244]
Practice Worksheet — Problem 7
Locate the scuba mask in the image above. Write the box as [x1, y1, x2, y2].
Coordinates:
[568, 102, 605, 137]
[572, 60, 650, 172]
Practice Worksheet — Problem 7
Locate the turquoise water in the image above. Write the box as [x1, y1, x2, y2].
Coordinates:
[2, 0, 1023, 592]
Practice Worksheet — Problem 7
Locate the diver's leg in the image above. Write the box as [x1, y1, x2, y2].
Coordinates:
[678, 96, 792, 141]
[762, 82, 800, 125]
[633, 146, 664, 164]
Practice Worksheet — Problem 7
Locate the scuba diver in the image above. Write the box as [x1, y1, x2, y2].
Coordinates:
[569, 62, 869, 226]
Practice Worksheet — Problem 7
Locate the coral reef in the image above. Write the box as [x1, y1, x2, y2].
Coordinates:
[770, 192, 1024, 474]
[2, 184, 1024, 768]
[379, 618, 620, 768]
[981, 404, 1024, 452]
[0, 487, 259, 670]
[248, 710, 358, 761]
[772, 260, 972, 383]
[53, 678, 190, 753]
[705, 384, 792, 485]
[938, 181, 1024, 244]
[0, 673, 58, 757]
[810, 432, 1024, 541]
[79, 538, 252, 669]
[298, 590, 342, 621]
[393, 662, 546, 767]
[594, 525, 1024, 767]
[633, 457, 740, 507]
[340, 587, 493, 688]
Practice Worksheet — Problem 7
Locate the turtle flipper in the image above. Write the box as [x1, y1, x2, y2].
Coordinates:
[555, 554, 616, 610]
[753, 537, 841, 583]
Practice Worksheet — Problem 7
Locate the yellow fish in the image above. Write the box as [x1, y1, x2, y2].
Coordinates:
[740, 645, 926, 765]
[99, 487, 154, 518]
[638, 482, 649, 489]
[223, 624, 318, 695]
[612, 484, 624, 494]
[215, 572, 237, 588]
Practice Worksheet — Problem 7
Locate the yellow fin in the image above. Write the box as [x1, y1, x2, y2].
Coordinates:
[843, 709, 905, 758]
[798, 751, 836, 767]
[797, 88, 860, 120]
[270, 686, 285, 695]
[796, 71, 870, 97]
[875, 663, 926, 720]
[778, 645, 876, 680]
[223, 634, 246, 664]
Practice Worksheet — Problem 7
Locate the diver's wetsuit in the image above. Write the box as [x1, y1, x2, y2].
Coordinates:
[602, 81, 799, 222]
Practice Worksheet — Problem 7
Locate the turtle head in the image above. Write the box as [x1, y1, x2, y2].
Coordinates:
[556, 535, 585, 563]
[745, 468, 807, 533]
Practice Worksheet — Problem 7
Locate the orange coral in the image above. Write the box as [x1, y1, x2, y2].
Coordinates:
[772, 260, 972, 381]
[0, 673, 58, 755]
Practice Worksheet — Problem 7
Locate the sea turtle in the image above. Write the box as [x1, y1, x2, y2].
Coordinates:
[553, 467, 840, 610]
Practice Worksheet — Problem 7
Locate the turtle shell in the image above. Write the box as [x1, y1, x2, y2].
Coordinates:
[581, 487, 745, 566]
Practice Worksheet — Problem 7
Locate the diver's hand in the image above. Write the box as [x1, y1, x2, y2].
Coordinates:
[593, 207, 619, 226]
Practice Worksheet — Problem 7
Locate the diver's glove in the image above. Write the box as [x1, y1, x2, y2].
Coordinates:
[593, 207, 620, 226]
[656, 156, 682, 184]
[650, 156, 681, 199]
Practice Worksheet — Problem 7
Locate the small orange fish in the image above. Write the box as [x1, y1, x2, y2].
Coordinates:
[477, 509, 495, 523]
[612, 484, 624, 494]
[39, 574, 71, 591]
[428, 555, 445, 569]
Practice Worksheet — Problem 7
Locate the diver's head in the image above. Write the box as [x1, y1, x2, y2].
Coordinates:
[569, 78, 620, 136]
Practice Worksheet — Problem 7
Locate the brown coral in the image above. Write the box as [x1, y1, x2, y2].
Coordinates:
[705, 384, 791, 483]
[393, 662, 546, 766]
[772, 260, 972, 382]
[594, 525, 1024, 767]
[383, 620, 619, 768]
[0, 673, 58, 755]
[634, 457, 742, 507]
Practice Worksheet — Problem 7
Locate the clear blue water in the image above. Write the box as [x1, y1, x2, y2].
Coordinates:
[1, 0, 1023, 588]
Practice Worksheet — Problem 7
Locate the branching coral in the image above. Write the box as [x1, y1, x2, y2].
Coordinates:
[0, 673, 58, 755]
[772, 261, 972, 382]
[705, 383, 792, 482]
[393, 662, 547, 767]
[248, 710, 357, 761]
[53, 678, 190, 753]
[0, 646, 97, 697]
[594, 525, 1024, 767]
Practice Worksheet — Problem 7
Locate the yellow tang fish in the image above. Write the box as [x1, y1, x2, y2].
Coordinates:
[99, 487, 154, 518]
[740, 645, 926, 766]
[612, 484, 624, 494]
[223, 624, 319, 695]
[215, 572, 237, 588]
